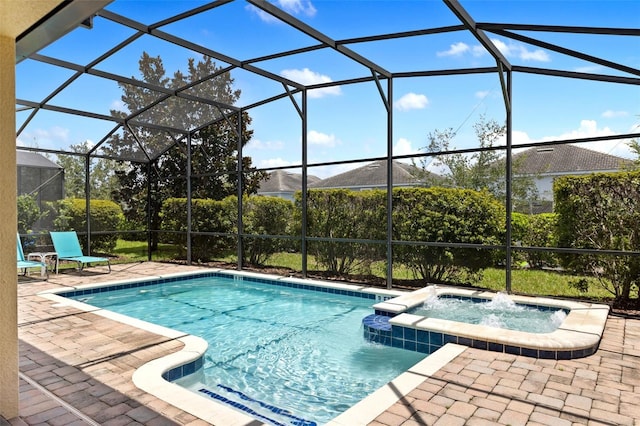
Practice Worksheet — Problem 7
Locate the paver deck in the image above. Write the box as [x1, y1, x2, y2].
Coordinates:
[2, 262, 639, 425]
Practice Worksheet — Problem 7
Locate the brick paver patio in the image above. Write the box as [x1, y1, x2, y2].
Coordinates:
[2, 262, 639, 425]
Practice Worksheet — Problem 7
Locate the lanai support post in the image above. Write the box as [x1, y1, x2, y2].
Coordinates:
[186, 133, 192, 265]
[0, 32, 18, 419]
[386, 77, 394, 290]
[505, 69, 513, 294]
[237, 110, 244, 270]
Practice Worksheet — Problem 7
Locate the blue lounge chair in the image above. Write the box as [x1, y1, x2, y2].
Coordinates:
[17, 234, 48, 279]
[50, 231, 111, 273]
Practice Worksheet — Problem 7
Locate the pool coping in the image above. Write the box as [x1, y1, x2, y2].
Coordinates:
[372, 286, 610, 358]
[38, 268, 421, 426]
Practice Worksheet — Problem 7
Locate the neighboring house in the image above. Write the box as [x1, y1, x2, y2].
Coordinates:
[257, 170, 321, 201]
[17, 150, 65, 230]
[513, 144, 632, 212]
[309, 159, 437, 191]
[17, 151, 64, 204]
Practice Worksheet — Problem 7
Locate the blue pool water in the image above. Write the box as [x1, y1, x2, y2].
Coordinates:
[67, 275, 424, 425]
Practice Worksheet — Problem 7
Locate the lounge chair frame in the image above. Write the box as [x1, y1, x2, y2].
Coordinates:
[17, 234, 48, 279]
[50, 231, 111, 273]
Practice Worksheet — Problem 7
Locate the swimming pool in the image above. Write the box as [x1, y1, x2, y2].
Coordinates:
[53, 271, 424, 426]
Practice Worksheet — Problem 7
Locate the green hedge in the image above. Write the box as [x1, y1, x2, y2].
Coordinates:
[242, 195, 294, 265]
[160, 196, 294, 264]
[17, 194, 42, 234]
[159, 197, 236, 261]
[511, 212, 558, 269]
[392, 187, 505, 284]
[295, 189, 387, 275]
[555, 171, 640, 301]
[53, 198, 124, 253]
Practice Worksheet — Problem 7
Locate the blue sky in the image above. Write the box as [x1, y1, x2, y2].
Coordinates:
[16, 0, 640, 178]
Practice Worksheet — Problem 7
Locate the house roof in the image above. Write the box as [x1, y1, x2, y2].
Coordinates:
[17, 151, 62, 169]
[513, 145, 632, 175]
[258, 170, 321, 193]
[309, 160, 433, 189]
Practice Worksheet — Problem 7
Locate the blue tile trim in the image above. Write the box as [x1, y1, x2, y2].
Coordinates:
[198, 386, 317, 426]
[58, 270, 378, 301]
[362, 313, 599, 360]
[363, 292, 597, 360]
[374, 309, 396, 317]
[162, 355, 204, 381]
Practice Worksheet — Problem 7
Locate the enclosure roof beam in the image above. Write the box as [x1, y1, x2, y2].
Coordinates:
[443, 0, 512, 71]
[246, 0, 391, 78]
[514, 66, 640, 85]
[478, 22, 640, 36]
[148, 0, 233, 30]
[243, 24, 466, 66]
[98, 9, 305, 91]
[30, 53, 241, 112]
[489, 29, 640, 77]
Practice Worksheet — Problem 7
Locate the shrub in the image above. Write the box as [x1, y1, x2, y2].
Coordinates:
[510, 212, 559, 269]
[160, 197, 236, 261]
[17, 194, 42, 234]
[555, 171, 640, 301]
[294, 189, 387, 275]
[525, 213, 559, 268]
[510, 212, 530, 266]
[53, 198, 124, 253]
[242, 196, 294, 265]
[392, 187, 504, 285]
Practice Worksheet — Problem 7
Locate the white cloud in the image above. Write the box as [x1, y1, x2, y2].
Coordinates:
[308, 130, 338, 147]
[547, 119, 615, 141]
[442, 39, 550, 62]
[437, 42, 470, 57]
[259, 158, 292, 168]
[17, 126, 70, 148]
[247, 0, 316, 23]
[471, 45, 486, 57]
[475, 90, 490, 99]
[573, 65, 604, 73]
[490, 38, 550, 62]
[511, 130, 533, 146]
[546, 120, 635, 157]
[518, 47, 550, 62]
[248, 138, 285, 150]
[510, 120, 634, 158]
[394, 93, 429, 111]
[279, 0, 316, 16]
[245, 6, 278, 23]
[310, 163, 353, 179]
[110, 99, 127, 112]
[602, 110, 629, 118]
[393, 137, 419, 156]
[280, 68, 341, 98]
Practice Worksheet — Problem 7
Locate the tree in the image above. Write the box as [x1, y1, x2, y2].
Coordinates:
[627, 138, 640, 169]
[555, 172, 640, 303]
[56, 141, 121, 200]
[413, 115, 538, 207]
[104, 52, 266, 248]
[17, 194, 43, 234]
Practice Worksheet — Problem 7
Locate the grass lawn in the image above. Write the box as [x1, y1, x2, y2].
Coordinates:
[112, 239, 183, 262]
[112, 240, 615, 302]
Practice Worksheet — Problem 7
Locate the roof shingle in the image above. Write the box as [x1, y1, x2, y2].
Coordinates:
[309, 160, 433, 189]
[513, 144, 631, 175]
[258, 170, 320, 193]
